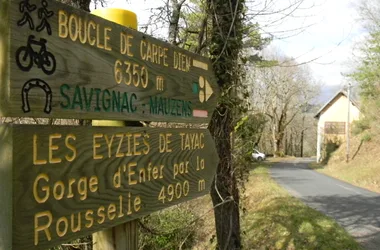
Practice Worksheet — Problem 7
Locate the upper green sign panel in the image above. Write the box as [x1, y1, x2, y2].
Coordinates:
[0, 0, 218, 123]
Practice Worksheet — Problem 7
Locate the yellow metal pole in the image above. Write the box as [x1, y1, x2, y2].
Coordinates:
[91, 8, 139, 250]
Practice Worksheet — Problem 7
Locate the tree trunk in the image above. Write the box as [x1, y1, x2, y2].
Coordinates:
[195, 13, 208, 54]
[276, 136, 282, 155]
[300, 131, 304, 157]
[275, 125, 285, 156]
[273, 126, 285, 156]
[209, 106, 241, 250]
[207, 0, 244, 249]
[272, 124, 278, 156]
[168, 0, 185, 45]
[300, 116, 305, 157]
[285, 131, 289, 155]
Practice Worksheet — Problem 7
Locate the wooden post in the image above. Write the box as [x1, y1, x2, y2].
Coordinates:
[91, 120, 139, 250]
[346, 84, 351, 163]
[92, 221, 138, 250]
[0, 125, 12, 250]
[91, 8, 139, 250]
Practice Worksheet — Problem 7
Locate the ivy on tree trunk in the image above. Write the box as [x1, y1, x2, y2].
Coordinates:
[207, 0, 245, 249]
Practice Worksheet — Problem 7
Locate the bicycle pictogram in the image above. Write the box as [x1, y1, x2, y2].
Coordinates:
[16, 35, 56, 75]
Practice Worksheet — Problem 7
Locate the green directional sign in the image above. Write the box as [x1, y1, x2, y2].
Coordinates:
[0, 0, 219, 123]
[0, 124, 218, 250]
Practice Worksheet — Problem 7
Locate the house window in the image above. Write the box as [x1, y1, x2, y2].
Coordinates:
[324, 122, 345, 134]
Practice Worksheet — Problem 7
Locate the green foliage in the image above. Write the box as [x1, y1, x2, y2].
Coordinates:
[361, 131, 372, 142]
[139, 207, 197, 250]
[254, 59, 278, 67]
[245, 23, 271, 50]
[352, 119, 371, 135]
[350, 31, 380, 100]
[178, 0, 209, 53]
[349, 3, 380, 133]
[323, 138, 341, 164]
[349, 30, 380, 137]
[274, 151, 285, 157]
[234, 115, 249, 131]
[234, 113, 268, 198]
[235, 113, 267, 145]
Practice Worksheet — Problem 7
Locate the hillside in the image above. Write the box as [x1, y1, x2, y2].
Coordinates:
[313, 133, 380, 193]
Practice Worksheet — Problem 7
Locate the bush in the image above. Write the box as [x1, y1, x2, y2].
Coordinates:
[323, 138, 341, 164]
[352, 119, 370, 135]
[139, 206, 197, 250]
[274, 151, 285, 157]
[361, 131, 372, 142]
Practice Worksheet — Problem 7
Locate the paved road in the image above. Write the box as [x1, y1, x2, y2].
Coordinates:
[270, 158, 380, 250]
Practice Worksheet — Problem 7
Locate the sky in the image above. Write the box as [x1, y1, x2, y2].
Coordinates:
[255, 0, 366, 101]
[92, 0, 366, 102]
[262, 0, 365, 86]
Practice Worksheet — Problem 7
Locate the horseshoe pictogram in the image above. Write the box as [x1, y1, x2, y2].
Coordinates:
[21, 79, 52, 114]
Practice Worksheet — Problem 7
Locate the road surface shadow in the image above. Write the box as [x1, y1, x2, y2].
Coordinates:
[270, 160, 380, 250]
[303, 195, 380, 250]
[244, 196, 362, 249]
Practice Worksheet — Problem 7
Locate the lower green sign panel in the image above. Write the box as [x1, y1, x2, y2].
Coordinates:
[0, 125, 218, 250]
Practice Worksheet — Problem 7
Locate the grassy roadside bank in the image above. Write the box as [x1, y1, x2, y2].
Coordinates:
[309, 161, 380, 194]
[134, 161, 362, 249]
[240, 163, 362, 249]
[309, 134, 380, 194]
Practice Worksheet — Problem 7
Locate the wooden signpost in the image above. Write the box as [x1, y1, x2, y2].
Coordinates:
[0, 0, 218, 123]
[0, 0, 221, 249]
[0, 125, 218, 250]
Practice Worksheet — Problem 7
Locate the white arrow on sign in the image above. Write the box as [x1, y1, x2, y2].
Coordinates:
[199, 76, 214, 103]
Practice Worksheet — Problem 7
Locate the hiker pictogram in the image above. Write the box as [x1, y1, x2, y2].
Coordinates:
[21, 79, 52, 114]
[36, 0, 53, 35]
[16, 35, 56, 75]
[17, 0, 37, 30]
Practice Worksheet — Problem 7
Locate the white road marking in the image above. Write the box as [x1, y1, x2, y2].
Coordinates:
[307, 169, 319, 176]
[336, 184, 362, 195]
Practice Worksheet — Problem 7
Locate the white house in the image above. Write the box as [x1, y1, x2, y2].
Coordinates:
[314, 90, 360, 162]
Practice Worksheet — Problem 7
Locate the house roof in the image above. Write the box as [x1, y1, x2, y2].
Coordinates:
[314, 90, 359, 119]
